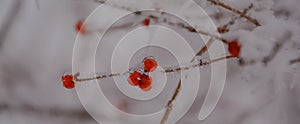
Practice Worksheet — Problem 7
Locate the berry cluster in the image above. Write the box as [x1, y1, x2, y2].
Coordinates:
[128, 57, 158, 91]
[62, 57, 158, 91]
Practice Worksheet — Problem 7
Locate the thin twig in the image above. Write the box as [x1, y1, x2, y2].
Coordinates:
[187, 37, 213, 65]
[263, 32, 291, 65]
[205, 55, 236, 64]
[94, 0, 229, 44]
[95, 0, 138, 12]
[195, 38, 214, 57]
[74, 55, 235, 82]
[290, 58, 300, 65]
[207, 0, 261, 26]
[164, 55, 235, 73]
[73, 69, 128, 82]
[146, 15, 228, 44]
[160, 81, 181, 124]
[160, 55, 236, 123]
[217, 3, 254, 34]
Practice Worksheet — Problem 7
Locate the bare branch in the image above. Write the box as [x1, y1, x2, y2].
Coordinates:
[262, 42, 282, 64]
[217, 3, 254, 34]
[75, 72, 122, 82]
[160, 81, 181, 124]
[164, 55, 236, 73]
[75, 55, 236, 82]
[93, 0, 229, 44]
[160, 55, 236, 123]
[263, 32, 291, 65]
[95, 0, 138, 12]
[207, 0, 261, 26]
[290, 58, 300, 64]
[145, 14, 228, 44]
[195, 38, 214, 57]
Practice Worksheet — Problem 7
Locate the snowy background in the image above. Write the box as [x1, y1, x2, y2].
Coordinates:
[0, 0, 300, 124]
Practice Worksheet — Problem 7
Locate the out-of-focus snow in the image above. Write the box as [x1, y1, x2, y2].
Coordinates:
[0, 0, 299, 124]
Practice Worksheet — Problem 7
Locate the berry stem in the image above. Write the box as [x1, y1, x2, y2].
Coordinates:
[74, 72, 124, 82]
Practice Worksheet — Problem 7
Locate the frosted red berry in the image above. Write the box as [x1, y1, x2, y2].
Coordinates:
[62, 74, 75, 89]
[143, 57, 158, 72]
[228, 40, 241, 57]
[139, 74, 152, 91]
[128, 71, 142, 86]
[75, 20, 86, 34]
[143, 18, 150, 26]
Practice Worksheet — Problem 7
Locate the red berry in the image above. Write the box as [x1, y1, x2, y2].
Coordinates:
[143, 57, 158, 72]
[143, 18, 150, 26]
[139, 74, 152, 91]
[75, 20, 86, 34]
[62, 74, 75, 89]
[228, 40, 241, 57]
[128, 71, 142, 86]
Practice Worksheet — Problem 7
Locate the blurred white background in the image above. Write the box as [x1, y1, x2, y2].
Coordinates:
[0, 0, 300, 124]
